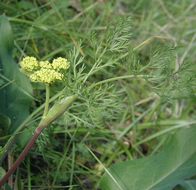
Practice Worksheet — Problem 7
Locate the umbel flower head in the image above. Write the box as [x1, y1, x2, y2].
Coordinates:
[20, 56, 70, 84]
[20, 56, 39, 72]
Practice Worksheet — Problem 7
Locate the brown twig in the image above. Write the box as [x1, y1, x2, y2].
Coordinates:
[8, 153, 13, 188]
[0, 125, 44, 187]
[0, 95, 77, 188]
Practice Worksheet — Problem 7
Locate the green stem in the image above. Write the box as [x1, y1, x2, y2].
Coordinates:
[43, 84, 50, 117]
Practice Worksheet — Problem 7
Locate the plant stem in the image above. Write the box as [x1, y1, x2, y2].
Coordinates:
[0, 125, 44, 188]
[43, 84, 50, 117]
[0, 95, 77, 188]
[0, 89, 64, 165]
[8, 153, 13, 188]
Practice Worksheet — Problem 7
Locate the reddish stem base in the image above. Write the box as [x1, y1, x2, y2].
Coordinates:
[0, 126, 43, 188]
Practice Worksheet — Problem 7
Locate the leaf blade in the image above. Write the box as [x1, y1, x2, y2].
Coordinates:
[0, 15, 33, 131]
[100, 126, 196, 190]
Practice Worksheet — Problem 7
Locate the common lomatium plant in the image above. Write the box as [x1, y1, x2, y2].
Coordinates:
[0, 56, 77, 187]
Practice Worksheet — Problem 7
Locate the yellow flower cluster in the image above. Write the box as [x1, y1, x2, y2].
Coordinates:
[20, 56, 39, 72]
[52, 57, 70, 71]
[20, 56, 70, 84]
[39, 61, 52, 69]
[29, 69, 63, 84]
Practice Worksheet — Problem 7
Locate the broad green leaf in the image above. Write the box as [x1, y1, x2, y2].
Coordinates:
[0, 15, 33, 131]
[180, 180, 196, 190]
[100, 126, 196, 190]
